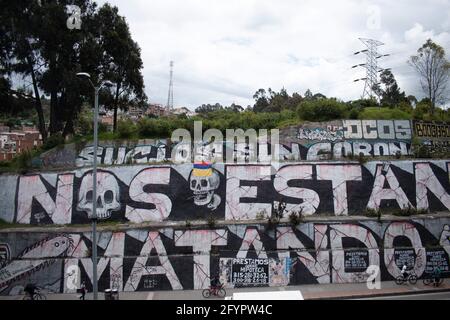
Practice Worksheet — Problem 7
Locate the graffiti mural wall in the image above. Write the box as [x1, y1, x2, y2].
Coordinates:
[0, 160, 450, 224]
[281, 120, 412, 160]
[0, 160, 449, 224]
[33, 119, 417, 169]
[413, 121, 450, 154]
[0, 218, 449, 294]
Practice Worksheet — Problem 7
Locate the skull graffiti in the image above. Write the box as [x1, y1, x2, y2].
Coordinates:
[77, 171, 121, 219]
[189, 169, 221, 209]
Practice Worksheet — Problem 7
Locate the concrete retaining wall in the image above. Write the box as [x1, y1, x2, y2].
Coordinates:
[0, 160, 449, 224]
[0, 217, 449, 294]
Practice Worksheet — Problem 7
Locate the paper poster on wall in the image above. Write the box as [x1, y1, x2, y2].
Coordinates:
[425, 249, 450, 273]
[220, 257, 290, 287]
[394, 249, 416, 268]
[344, 250, 369, 273]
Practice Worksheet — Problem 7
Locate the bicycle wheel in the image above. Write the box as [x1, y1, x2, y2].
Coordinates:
[202, 289, 211, 298]
[408, 275, 417, 285]
[435, 278, 444, 287]
[217, 288, 226, 298]
[395, 276, 405, 285]
[423, 278, 432, 285]
[23, 295, 32, 300]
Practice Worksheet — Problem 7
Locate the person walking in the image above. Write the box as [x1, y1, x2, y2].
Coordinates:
[79, 282, 86, 300]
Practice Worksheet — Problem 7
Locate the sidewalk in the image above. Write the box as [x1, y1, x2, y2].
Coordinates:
[1, 280, 449, 300]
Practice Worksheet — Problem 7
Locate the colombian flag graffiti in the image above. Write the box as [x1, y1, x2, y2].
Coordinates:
[192, 162, 213, 177]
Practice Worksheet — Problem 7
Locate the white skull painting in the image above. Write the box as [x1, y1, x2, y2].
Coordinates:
[77, 171, 121, 220]
[189, 165, 221, 210]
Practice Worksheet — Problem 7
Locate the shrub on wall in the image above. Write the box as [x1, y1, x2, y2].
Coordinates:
[357, 107, 412, 120]
[207, 215, 217, 228]
[365, 208, 382, 222]
[42, 133, 65, 151]
[296, 99, 346, 121]
[289, 211, 303, 226]
[117, 119, 137, 139]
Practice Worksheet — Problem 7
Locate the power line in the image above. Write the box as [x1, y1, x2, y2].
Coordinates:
[352, 38, 390, 102]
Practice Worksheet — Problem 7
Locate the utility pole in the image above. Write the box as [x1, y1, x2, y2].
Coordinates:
[76, 72, 113, 300]
[352, 38, 390, 103]
[166, 61, 174, 113]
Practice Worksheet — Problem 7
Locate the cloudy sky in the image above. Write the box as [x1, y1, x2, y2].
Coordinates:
[97, 0, 450, 110]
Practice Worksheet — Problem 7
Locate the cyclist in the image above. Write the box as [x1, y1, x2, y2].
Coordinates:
[210, 275, 221, 295]
[24, 283, 37, 300]
[432, 266, 442, 287]
[401, 264, 409, 280]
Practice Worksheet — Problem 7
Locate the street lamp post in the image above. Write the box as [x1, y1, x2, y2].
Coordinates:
[76, 72, 113, 300]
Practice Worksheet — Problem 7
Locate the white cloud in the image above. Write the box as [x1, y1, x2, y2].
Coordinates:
[96, 0, 450, 109]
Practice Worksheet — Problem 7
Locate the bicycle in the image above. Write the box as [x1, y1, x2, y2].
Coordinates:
[23, 287, 47, 300]
[423, 273, 443, 287]
[395, 271, 418, 285]
[202, 284, 226, 298]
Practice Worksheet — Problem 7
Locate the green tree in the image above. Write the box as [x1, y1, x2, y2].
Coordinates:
[96, 4, 146, 132]
[0, 1, 145, 139]
[408, 39, 450, 113]
[253, 88, 270, 112]
[1, 0, 55, 140]
[225, 103, 244, 112]
[375, 69, 407, 107]
[304, 89, 313, 100]
[195, 103, 224, 115]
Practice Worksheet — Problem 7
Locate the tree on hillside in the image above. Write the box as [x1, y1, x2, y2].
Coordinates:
[408, 39, 450, 114]
[0, 1, 146, 139]
[253, 88, 270, 112]
[1, 1, 54, 140]
[265, 88, 289, 112]
[253, 88, 304, 112]
[225, 103, 243, 112]
[374, 69, 407, 107]
[303, 89, 326, 101]
[407, 95, 418, 108]
[297, 98, 346, 122]
[304, 89, 313, 100]
[195, 103, 223, 114]
[96, 4, 146, 132]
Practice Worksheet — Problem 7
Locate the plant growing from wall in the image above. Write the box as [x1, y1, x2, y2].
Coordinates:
[266, 200, 286, 231]
[393, 204, 419, 217]
[207, 215, 217, 229]
[416, 208, 429, 215]
[357, 153, 368, 164]
[185, 220, 192, 229]
[365, 207, 382, 223]
[288, 210, 304, 227]
[125, 156, 134, 165]
[412, 137, 431, 159]
[345, 152, 355, 161]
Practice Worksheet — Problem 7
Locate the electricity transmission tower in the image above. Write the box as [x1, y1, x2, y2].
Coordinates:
[352, 38, 389, 102]
[166, 61, 174, 113]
